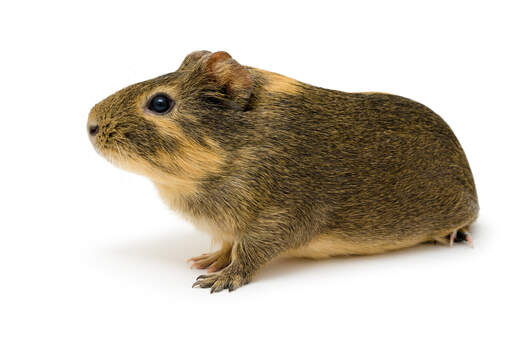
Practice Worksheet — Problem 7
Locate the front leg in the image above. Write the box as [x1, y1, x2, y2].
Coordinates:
[192, 208, 315, 293]
[192, 238, 273, 292]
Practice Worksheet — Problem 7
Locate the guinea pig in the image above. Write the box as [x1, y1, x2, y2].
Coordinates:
[87, 50, 478, 292]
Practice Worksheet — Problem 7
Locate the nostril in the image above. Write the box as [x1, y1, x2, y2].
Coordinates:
[89, 124, 99, 136]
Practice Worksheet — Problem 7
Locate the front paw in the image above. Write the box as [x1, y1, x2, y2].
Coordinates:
[187, 249, 231, 272]
[192, 266, 250, 293]
[187, 242, 232, 272]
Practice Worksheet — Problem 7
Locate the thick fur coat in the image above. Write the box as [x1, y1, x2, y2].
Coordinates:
[87, 51, 478, 292]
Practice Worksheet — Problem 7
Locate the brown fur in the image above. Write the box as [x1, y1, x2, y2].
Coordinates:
[87, 50, 479, 292]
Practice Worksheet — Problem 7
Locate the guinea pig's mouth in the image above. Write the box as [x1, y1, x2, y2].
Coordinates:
[92, 137, 158, 179]
[87, 124, 127, 169]
[93, 141, 129, 169]
[88, 111, 139, 173]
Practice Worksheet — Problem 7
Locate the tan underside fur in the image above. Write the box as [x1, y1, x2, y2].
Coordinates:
[284, 223, 474, 259]
[283, 234, 422, 258]
[155, 183, 236, 244]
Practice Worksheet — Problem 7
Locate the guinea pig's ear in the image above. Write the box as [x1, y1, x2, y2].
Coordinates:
[203, 51, 253, 108]
[178, 50, 211, 71]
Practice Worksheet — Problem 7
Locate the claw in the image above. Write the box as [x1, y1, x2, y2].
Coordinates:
[191, 267, 249, 292]
[192, 275, 216, 289]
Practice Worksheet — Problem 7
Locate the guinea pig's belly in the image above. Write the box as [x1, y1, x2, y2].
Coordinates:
[283, 233, 430, 258]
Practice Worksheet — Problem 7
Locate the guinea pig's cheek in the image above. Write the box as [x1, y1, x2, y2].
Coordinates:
[120, 117, 178, 163]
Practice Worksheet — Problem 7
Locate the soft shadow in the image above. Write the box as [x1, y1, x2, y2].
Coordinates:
[255, 241, 438, 282]
[469, 220, 484, 240]
[107, 230, 213, 268]
[257, 219, 485, 283]
[106, 221, 484, 282]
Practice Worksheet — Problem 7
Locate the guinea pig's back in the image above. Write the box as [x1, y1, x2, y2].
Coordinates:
[252, 87, 478, 247]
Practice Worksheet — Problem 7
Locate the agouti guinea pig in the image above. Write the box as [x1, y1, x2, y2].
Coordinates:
[87, 50, 478, 292]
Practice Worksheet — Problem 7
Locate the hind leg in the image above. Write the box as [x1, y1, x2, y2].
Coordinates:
[435, 225, 474, 247]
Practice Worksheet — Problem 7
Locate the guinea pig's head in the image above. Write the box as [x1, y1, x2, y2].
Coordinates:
[87, 50, 254, 194]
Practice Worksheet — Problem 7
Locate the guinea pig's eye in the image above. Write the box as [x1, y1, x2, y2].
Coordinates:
[147, 94, 174, 114]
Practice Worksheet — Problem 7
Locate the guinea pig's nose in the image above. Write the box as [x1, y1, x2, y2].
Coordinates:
[88, 123, 99, 136]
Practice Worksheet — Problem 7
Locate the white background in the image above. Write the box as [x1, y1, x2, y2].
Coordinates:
[1, 1, 510, 343]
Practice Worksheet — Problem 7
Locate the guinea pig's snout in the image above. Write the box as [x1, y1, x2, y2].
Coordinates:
[87, 111, 100, 139]
[88, 123, 99, 136]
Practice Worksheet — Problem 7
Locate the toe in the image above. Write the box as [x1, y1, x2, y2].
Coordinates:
[192, 274, 218, 288]
[210, 279, 228, 293]
[207, 260, 229, 273]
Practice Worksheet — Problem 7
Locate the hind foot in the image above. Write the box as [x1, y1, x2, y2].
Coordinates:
[187, 242, 232, 272]
[449, 227, 474, 247]
[435, 226, 474, 247]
